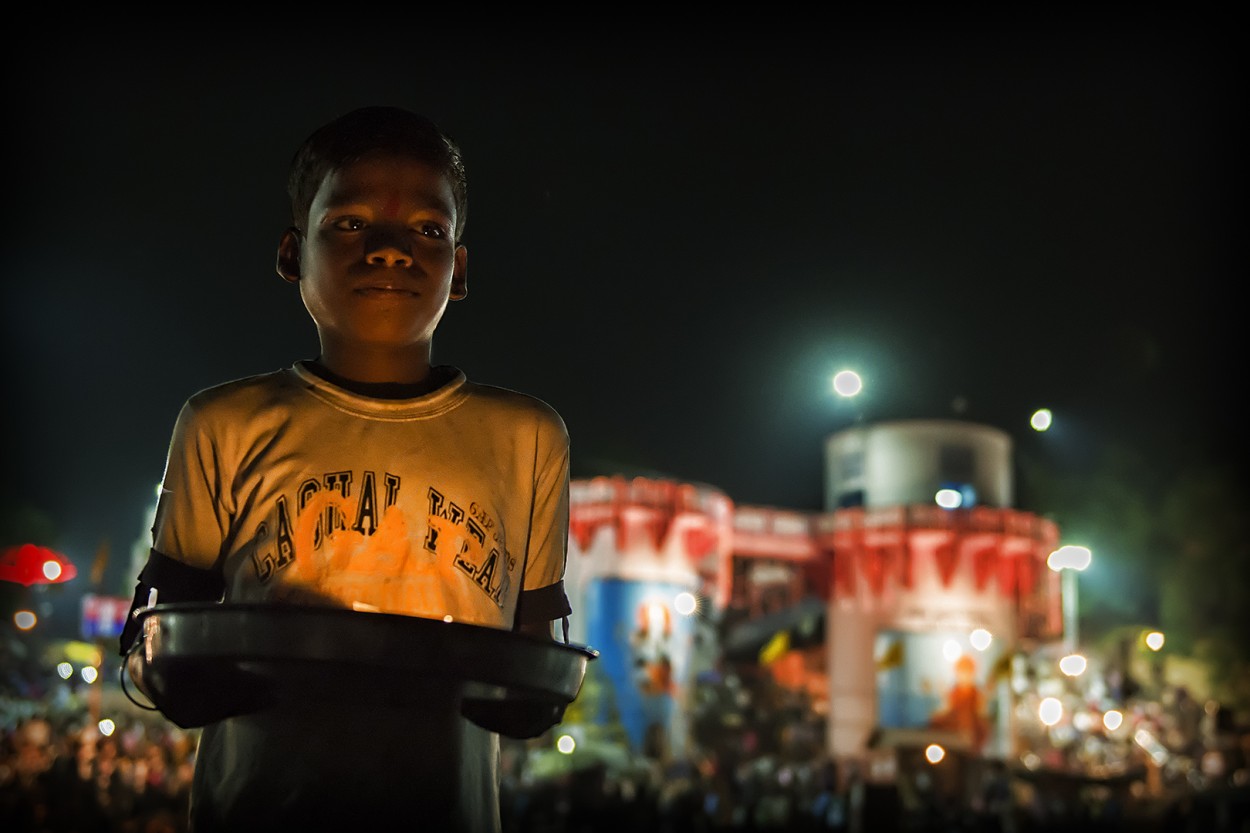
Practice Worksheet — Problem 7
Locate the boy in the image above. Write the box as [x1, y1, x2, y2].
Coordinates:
[119, 106, 572, 832]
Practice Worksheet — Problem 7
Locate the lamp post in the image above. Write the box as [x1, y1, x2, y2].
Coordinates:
[1047, 545, 1091, 651]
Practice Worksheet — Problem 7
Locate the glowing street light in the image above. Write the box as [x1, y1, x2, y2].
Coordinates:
[1048, 545, 1091, 650]
[832, 369, 863, 398]
[1047, 545, 1092, 572]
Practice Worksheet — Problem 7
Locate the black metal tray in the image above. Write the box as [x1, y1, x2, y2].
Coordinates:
[132, 602, 597, 728]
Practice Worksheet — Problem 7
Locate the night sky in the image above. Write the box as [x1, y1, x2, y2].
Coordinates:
[3, 19, 1242, 600]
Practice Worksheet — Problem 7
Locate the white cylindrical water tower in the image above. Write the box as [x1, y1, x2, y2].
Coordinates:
[825, 419, 1014, 510]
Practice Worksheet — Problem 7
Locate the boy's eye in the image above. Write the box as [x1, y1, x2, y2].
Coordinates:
[415, 222, 447, 240]
[327, 216, 449, 239]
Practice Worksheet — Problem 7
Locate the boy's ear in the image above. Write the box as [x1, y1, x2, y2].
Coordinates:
[276, 227, 302, 283]
[450, 245, 468, 300]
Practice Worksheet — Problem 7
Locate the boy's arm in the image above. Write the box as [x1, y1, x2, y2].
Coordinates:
[118, 550, 225, 653]
[460, 579, 573, 738]
[118, 550, 224, 699]
[462, 412, 573, 737]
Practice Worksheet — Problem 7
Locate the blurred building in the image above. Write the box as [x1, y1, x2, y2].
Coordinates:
[566, 418, 1064, 775]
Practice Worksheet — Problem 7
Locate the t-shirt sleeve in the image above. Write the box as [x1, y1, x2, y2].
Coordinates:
[150, 398, 232, 571]
[516, 409, 571, 626]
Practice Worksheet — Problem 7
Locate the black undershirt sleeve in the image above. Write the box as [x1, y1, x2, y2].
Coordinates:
[118, 550, 223, 656]
[513, 580, 571, 627]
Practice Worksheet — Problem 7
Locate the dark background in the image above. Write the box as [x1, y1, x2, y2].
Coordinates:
[3, 17, 1242, 600]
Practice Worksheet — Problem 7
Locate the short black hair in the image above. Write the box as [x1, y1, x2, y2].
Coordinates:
[286, 106, 468, 242]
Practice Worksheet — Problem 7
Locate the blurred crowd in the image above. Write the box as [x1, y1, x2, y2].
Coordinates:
[1, 707, 194, 833]
[2, 661, 1248, 832]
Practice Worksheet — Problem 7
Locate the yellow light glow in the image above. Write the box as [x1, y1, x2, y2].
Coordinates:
[556, 735, 576, 754]
[1145, 631, 1165, 651]
[1059, 654, 1087, 676]
[98, 719, 116, 737]
[81, 667, 99, 684]
[674, 591, 697, 616]
[1030, 409, 1053, 432]
[1039, 697, 1063, 726]
[969, 629, 992, 651]
[42, 560, 63, 581]
[1103, 710, 1123, 731]
[14, 611, 36, 630]
[925, 744, 945, 764]
[56, 662, 73, 680]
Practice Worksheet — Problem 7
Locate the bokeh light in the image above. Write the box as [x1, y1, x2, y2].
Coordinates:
[832, 370, 863, 398]
[1039, 697, 1063, 726]
[1059, 654, 1087, 676]
[1048, 545, 1092, 572]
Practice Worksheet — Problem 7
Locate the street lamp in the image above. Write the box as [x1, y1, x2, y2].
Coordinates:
[832, 369, 863, 398]
[1048, 545, 1091, 651]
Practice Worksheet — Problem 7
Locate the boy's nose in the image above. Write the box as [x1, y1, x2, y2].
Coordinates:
[365, 244, 413, 268]
[364, 228, 413, 267]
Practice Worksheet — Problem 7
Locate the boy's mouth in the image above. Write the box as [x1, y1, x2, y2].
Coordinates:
[356, 285, 418, 296]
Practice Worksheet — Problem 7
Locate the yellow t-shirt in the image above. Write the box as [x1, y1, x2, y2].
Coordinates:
[151, 361, 570, 832]
[153, 361, 569, 627]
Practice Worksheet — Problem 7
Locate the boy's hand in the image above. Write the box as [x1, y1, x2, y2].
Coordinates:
[124, 644, 156, 702]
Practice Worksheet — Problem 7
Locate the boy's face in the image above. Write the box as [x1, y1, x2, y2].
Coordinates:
[277, 152, 467, 374]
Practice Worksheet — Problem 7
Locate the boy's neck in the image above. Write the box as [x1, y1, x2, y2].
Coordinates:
[315, 345, 435, 386]
[305, 358, 451, 399]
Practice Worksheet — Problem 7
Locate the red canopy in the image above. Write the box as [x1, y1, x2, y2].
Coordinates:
[0, 543, 78, 586]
